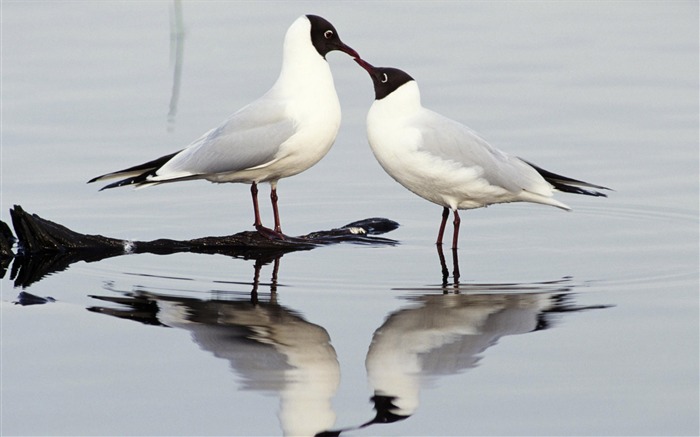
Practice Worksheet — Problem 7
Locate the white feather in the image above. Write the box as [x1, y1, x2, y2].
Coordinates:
[366, 81, 570, 211]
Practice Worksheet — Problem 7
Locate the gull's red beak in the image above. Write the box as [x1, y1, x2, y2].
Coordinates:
[354, 57, 375, 73]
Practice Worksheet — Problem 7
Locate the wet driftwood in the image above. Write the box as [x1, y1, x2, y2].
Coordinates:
[1, 204, 399, 288]
[0, 220, 15, 258]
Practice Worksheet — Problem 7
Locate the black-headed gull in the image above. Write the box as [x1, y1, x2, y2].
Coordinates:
[89, 15, 359, 238]
[355, 59, 610, 250]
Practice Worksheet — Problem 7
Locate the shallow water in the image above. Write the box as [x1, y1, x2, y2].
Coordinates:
[2, 2, 698, 436]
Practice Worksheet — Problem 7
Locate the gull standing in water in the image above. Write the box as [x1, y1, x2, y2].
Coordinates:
[355, 59, 610, 249]
[89, 15, 359, 238]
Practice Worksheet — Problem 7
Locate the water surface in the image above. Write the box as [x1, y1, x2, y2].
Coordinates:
[2, 2, 698, 436]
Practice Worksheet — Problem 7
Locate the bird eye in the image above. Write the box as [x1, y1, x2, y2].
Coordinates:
[381, 73, 389, 83]
[324, 30, 333, 39]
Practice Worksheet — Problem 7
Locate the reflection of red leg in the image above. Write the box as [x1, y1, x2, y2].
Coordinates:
[452, 210, 461, 250]
[271, 184, 282, 234]
[436, 207, 450, 245]
[271, 256, 280, 303]
[251, 258, 263, 305]
[251, 182, 263, 228]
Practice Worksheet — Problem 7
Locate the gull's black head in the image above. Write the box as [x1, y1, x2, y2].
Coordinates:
[354, 58, 415, 100]
[306, 15, 359, 60]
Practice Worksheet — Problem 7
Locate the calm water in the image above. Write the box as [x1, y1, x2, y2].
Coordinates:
[2, 2, 698, 436]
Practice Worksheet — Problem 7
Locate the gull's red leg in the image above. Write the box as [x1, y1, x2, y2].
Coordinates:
[436, 207, 450, 245]
[250, 182, 284, 240]
[270, 183, 282, 234]
[451, 210, 461, 250]
[251, 182, 263, 228]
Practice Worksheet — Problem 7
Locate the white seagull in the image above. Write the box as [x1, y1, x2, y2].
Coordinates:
[89, 15, 359, 238]
[355, 59, 610, 250]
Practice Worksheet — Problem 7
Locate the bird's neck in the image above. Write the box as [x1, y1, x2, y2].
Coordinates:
[373, 82, 422, 118]
[272, 38, 335, 99]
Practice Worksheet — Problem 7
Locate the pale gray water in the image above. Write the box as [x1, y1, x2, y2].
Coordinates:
[1, 2, 698, 436]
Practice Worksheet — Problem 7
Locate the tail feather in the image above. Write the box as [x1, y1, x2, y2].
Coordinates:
[88, 150, 182, 189]
[522, 159, 611, 198]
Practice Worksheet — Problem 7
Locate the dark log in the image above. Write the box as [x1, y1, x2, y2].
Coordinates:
[0, 219, 16, 258]
[7, 204, 398, 255]
[2, 205, 399, 288]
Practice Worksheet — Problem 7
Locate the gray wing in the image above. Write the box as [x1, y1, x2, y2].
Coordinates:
[417, 110, 550, 195]
[154, 98, 297, 179]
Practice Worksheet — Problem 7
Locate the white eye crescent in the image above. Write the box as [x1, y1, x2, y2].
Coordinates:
[324, 30, 333, 39]
[381, 73, 389, 83]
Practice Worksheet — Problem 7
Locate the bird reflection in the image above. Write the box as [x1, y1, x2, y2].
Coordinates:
[87, 251, 608, 437]
[89, 256, 340, 437]
[367, 292, 574, 417]
[318, 278, 609, 435]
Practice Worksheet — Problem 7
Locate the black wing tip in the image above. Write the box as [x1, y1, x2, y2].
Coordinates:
[574, 185, 609, 197]
[558, 183, 610, 197]
[550, 181, 609, 198]
[88, 149, 182, 188]
[522, 158, 612, 197]
[98, 180, 124, 191]
[577, 182, 613, 192]
[99, 175, 152, 191]
[586, 189, 608, 198]
[88, 173, 135, 187]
